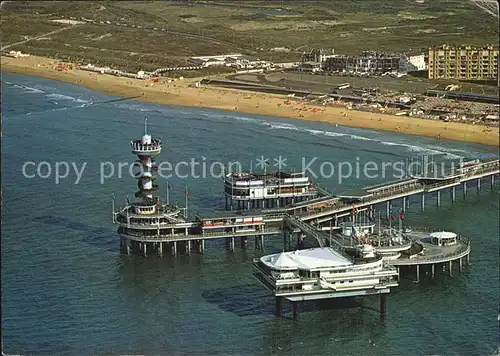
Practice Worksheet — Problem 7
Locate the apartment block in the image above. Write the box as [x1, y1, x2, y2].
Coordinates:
[428, 44, 499, 80]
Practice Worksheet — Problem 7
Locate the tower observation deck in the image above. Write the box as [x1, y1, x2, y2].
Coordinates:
[132, 118, 161, 203]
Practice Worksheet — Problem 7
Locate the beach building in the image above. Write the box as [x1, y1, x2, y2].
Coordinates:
[224, 171, 318, 210]
[188, 54, 271, 69]
[253, 246, 399, 320]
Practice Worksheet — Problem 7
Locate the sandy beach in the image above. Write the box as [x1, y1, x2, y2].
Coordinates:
[2, 55, 499, 147]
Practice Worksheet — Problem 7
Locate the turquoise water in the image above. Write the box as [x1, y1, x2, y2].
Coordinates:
[1, 72, 499, 355]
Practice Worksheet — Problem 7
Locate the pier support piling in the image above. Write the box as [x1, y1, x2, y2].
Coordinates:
[386, 201, 391, 219]
[172, 241, 177, 256]
[241, 236, 247, 249]
[436, 190, 441, 208]
[431, 264, 435, 278]
[477, 178, 481, 194]
[416, 265, 420, 282]
[463, 182, 467, 198]
[491, 175, 495, 189]
[292, 302, 299, 321]
[159, 242, 163, 257]
[402, 197, 406, 211]
[380, 295, 387, 316]
[451, 186, 456, 203]
[449, 261, 452, 275]
[421, 194, 425, 211]
[459, 257, 463, 272]
[275, 297, 281, 317]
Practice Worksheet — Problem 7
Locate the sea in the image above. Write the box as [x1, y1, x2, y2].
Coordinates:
[2, 72, 499, 356]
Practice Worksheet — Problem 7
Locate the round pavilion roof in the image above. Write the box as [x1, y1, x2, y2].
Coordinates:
[430, 231, 457, 240]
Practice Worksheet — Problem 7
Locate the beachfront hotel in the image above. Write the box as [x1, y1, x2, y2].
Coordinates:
[428, 44, 499, 80]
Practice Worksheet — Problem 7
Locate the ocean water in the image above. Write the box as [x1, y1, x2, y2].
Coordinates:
[1, 72, 499, 355]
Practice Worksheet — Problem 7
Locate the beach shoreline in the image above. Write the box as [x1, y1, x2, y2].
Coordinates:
[2, 55, 499, 147]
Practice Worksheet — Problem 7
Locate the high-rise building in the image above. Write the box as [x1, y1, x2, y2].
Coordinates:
[428, 44, 499, 80]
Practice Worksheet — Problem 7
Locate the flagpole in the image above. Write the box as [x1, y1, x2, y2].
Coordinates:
[185, 186, 188, 219]
[111, 193, 115, 223]
[166, 181, 170, 206]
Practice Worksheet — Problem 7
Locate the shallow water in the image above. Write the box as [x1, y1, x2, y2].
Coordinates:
[2, 72, 499, 355]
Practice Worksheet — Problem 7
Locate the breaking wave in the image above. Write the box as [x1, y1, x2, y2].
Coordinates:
[9, 83, 45, 94]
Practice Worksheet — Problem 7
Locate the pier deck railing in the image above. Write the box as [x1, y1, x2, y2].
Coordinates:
[390, 228, 471, 265]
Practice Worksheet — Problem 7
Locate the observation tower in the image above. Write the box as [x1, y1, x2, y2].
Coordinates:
[113, 118, 194, 256]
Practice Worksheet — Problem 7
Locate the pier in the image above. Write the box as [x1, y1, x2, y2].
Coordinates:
[112, 120, 497, 320]
[113, 121, 499, 258]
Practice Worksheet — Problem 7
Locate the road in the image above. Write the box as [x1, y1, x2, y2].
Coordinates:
[1, 25, 76, 51]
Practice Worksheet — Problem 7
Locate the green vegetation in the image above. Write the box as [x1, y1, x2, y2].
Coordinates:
[1, 0, 498, 74]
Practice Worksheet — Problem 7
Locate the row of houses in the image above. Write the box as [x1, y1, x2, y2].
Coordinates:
[299, 49, 427, 75]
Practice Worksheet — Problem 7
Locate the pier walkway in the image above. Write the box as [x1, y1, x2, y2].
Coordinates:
[118, 159, 498, 256]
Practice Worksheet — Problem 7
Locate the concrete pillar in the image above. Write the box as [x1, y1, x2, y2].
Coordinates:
[126, 239, 130, 255]
[463, 182, 467, 198]
[477, 178, 481, 194]
[451, 186, 456, 203]
[396, 267, 400, 281]
[402, 197, 406, 211]
[292, 302, 299, 321]
[431, 264, 435, 278]
[436, 190, 441, 207]
[421, 194, 425, 211]
[416, 264, 420, 282]
[386, 200, 391, 219]
[172, 241, 177, 256]
[159, 242, 163, 257]
[231, 237, 235, 251]
[449, 260, 452, 275]
[186, 240, 191, 255]
[200, 239, 205, 254]
[459, 257, 463, 272]
[380, 295, 387, 316]
[241, 236, 247, 249]
[275, 297, 282, 317]
[143, 243, 147, 257]
[260, 235, 264, 251]
[491, 175, 495, 189]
